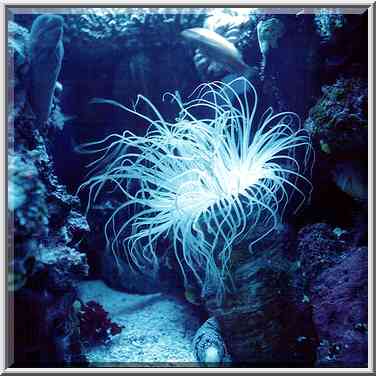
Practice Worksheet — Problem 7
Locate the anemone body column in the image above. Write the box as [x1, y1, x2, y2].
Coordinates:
[204, 224, 317, 366]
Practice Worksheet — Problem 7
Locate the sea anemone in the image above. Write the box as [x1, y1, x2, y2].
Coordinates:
[78, 77, 313, 303]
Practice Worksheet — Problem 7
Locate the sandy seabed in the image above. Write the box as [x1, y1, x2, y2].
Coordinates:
[78, 280, 202, 366]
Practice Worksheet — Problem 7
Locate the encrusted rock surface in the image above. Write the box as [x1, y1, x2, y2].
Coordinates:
[65, 9, 206, 48]
[296, 223, 368, 367]
[305, 77, 367, 159]
[311, 247, 367, 367]
[296, 223, 349, 284]
[9, 18, 89, 366]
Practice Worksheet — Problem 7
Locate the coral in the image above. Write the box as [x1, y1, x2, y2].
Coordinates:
[314, 8, 345, 43]
[29, 14, 64, 124]
[256, 18, 285, 56]
[38, 246, 89, 292]
[10, 138, 89, 365]
[78, 77, 313, 305]
[8, 21, 30, 124]
[48, 102, 67, 132]
[64, 8, 260, 85]
[304, 77, 367, 158]
[9, 19, 90, 366]
[296, 223, 368, 367]
[64, 8, 206, 51]
[311, 247, 367, 367]
[204, 9, 253, 42]
[296, 223, 349, 285]
[9, 153, 48, 238]
[61, 9, 207, 116]
[78, 300, 124, 347]
[8, 248, 36, 292]
[256, 17, 285, 78]
[304, 78, 367, 208]
[8, 20, 29, 68]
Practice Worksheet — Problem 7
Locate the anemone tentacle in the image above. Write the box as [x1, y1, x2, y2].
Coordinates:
[78, 77, 313, 304]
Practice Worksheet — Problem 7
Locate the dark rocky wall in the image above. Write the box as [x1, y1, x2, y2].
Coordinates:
[8, 18, 89, 366]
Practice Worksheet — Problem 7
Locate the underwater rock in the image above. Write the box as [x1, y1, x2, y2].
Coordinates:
[14, 288, 86, 365]
[8, 20, 29, 70]
[9, 153, 48, 240]
[64, 9, 206, 53]
[256, 18, 285, 56]
[38, 245, 89, 292]
[305, 77, 367, 159]
[204, 8, 255, 43]
[62, 10, 203, 149]
[311, 247, 367, 367]
[10, 150, 89, 361]
[65, 210, 90, 244]
[256, 17, 285, 75]
[296, 223, 349, 285]
[111, 56, 132, 107]
[258, 14, 321, 115]
[100, 248, 180, 295]
[193, 317, 231, 366]
[14, 288, 58, 364]
[8, 151, 48, 294]
[319, 13, 367, 80]
[8, 251, 36, 292]
[313, 9, 345, 43]
[29, 14, 64, 125]
[127, 51, 154, 116]
[8, 21, 31, 125]
[10, 150, 90, 364]
[305, 78, 367, 211]
[82, 200, 180, 294]
[204, 224, 316, 366]
[296, 223, 368, 366]
[9, 20, 89, 366]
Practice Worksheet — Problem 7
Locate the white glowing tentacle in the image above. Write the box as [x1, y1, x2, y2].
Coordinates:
[78, 77, 313, 305]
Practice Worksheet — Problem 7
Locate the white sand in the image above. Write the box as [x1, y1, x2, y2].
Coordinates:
[78, 280, 202, 366]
